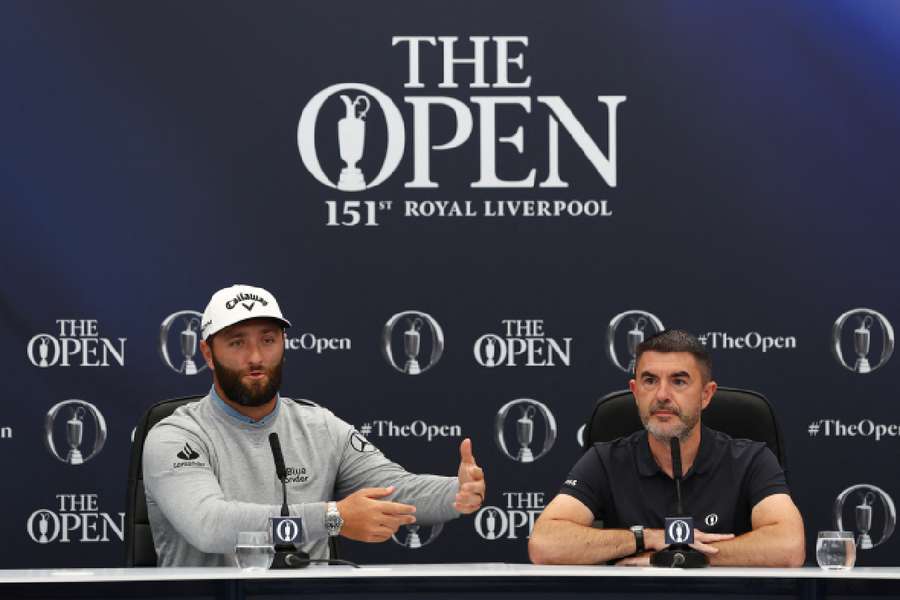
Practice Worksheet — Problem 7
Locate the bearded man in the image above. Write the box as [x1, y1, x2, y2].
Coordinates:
[528, 329, 804, 567]
[143, 285, 485, 566]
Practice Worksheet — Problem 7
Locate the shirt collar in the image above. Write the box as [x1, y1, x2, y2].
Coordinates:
[210, 385, 279, 428]
[636, 424, 716, 478]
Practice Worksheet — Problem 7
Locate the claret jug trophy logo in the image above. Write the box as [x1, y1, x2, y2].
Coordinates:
[29, 510, 56, 544]
[666, 519, 692, 544]
[832, 308, 894, 374]
[337, 94, 371, 191]
[606, 310, 664, 374]
[29, 335, 55, 367]
[159, 310, 208, 375]
[477, 507, 505, 540]
[834, 484, 896, 550]
[494, 398, 557, 463]
[299, 83, 404, 193]
[44, 400, 107, 465]
[391, 523, 443, 549]
[381, 311, 445, 375]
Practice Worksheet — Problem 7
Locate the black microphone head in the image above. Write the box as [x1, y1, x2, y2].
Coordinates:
[669, 437, 683, 480]
[269, 432, 287, 480]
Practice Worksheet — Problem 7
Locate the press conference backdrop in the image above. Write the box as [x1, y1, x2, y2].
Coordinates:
[2, 0, 899, 569]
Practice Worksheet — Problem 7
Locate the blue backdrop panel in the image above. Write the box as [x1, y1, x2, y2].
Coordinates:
[1, 0, 899, 568]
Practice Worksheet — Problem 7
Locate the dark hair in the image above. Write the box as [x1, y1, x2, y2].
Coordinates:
[635, 329, 712, 382]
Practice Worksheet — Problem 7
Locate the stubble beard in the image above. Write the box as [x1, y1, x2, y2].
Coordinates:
[641, 400, 700, 442]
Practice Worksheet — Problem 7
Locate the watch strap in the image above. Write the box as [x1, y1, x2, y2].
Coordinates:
[632, 526, 645, 554]
[325, 501, 342, 536]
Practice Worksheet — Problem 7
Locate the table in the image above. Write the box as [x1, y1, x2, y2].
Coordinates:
[2, 563, 899, 599]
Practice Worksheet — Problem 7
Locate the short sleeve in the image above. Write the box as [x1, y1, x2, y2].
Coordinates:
[745, 446, 790, 508]
[557, 447, 612, 520]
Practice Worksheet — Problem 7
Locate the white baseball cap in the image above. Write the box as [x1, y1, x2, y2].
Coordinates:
[200, 284, 291, 341]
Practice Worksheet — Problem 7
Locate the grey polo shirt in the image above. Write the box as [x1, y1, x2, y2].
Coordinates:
[143, 391, 460, 566]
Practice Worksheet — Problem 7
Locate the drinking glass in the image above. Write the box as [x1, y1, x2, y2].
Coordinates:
[234, 531, 274, 570]
[816, 531, 856, 570]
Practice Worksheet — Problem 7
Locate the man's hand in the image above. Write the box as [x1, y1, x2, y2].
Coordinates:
[690, 530, 735, 555]
[336, 486, 416, 543]
[455, 438, 485, 513]
[617, 529, 736, 565]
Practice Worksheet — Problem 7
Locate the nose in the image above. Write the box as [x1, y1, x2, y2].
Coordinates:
[654, 380, 671, 403]
[244, 339, 264, 365]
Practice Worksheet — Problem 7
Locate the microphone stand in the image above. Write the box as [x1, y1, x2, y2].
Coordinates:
[650, 437, 708, 569]
[269, 433, 310, 569]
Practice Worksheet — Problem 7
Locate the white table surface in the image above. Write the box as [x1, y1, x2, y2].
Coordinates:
[1, 564, 899, 585]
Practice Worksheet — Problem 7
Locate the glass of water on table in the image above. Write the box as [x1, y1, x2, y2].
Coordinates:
[816, 531, 856, 570]
[235, 531, 275, 570]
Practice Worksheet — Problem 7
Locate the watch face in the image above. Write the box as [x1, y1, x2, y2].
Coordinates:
[326, 512, 343, 533]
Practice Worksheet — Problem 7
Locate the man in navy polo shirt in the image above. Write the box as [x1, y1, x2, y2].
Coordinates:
[529, 330, 805, 566]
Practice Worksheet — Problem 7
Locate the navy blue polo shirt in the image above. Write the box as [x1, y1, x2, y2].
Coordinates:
[559, 425, 790, 535]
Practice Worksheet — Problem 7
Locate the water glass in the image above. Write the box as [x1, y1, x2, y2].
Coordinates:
[816, 531, 856, 570]
[234, 531, 274, 570]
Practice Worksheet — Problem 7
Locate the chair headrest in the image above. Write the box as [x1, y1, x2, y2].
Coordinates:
[585, 387, 786, 467]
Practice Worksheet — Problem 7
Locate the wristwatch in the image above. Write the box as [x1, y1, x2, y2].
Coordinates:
[324, 501, 344, 537]
[629, 525, 645, 554]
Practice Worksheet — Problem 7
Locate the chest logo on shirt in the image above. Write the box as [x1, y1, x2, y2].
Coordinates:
[284, 465, 310, 484]
[705, 513, 718, 527]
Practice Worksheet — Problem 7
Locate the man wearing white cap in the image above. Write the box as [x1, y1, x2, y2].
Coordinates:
[143, 284, 486, 566]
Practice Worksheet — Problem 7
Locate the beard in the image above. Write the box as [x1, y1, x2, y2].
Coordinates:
[640, 399, 700, 442]
[211, 352, 283, 408]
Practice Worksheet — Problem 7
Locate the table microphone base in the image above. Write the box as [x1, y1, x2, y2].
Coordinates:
[270, 544, 310, 569]
[650, 545, 708, 568]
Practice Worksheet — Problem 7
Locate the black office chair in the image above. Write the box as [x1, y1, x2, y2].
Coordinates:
[125, 395, 341, 566]
[125, 395, 204, 566]
[582, 387, 787, 473]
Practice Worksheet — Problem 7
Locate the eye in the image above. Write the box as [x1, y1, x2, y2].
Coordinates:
[229, 339, 243, 348]
[674, 378, 687, 387]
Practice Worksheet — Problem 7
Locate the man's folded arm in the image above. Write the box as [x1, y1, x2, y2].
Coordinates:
[706, 493, 805, 567]
[706, 446, 805, 567]
[529, 494, 636, 565]
[143, 427, 328, 554]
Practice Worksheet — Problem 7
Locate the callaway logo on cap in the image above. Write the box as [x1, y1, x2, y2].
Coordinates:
[200, 284, 291, 340]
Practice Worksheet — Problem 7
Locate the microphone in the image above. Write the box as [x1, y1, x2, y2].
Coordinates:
[649, 436, 708, 569]
[268, 432, 289, 517]
[268, 432, 309, 569]
[670, 437, 684, 515]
